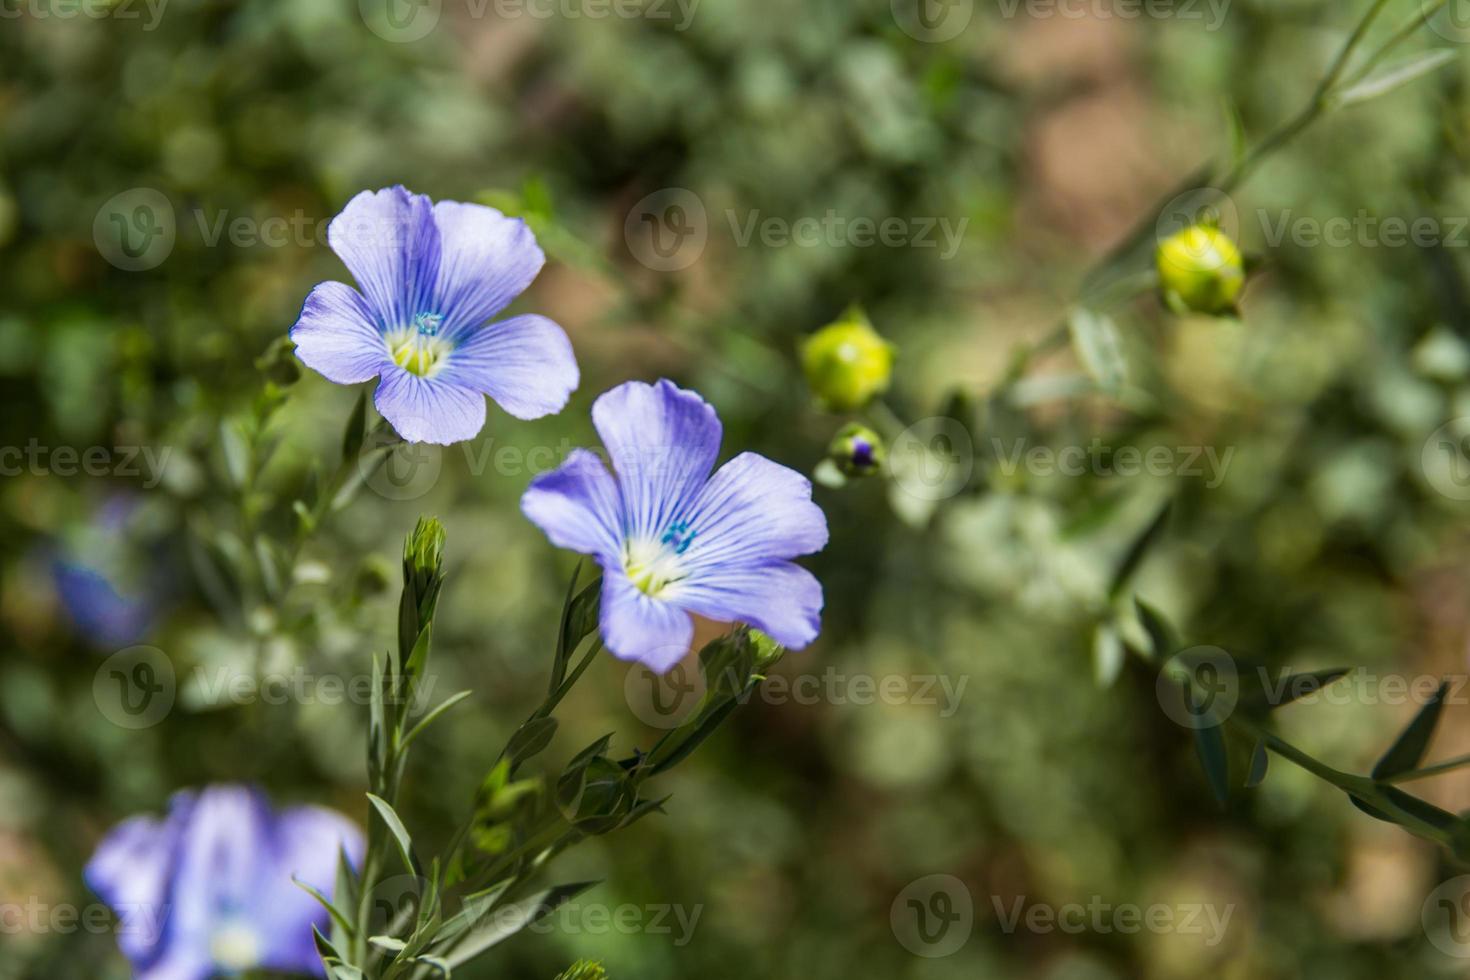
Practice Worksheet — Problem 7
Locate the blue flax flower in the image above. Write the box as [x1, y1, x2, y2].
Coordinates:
[86, 784, 364, 980]
[522, 379, 828, 672]
[291, 185, 578, 445]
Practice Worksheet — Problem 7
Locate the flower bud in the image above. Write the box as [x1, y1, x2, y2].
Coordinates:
[1156, 223, 1245, 316]
[555, 961, 608, 980]
[827, 423, 885, 478]
[749, 628, 785, 671]
[800, 307, 895, 412]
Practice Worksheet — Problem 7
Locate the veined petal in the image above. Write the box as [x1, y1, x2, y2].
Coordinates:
[431, 200, 546, 336]
[161, 787, 275, 976]
[681, 452, 828, 569]
[254, 806, 364, 975]
[327, 187, 440, 331]
[521, 449, 623, 563]
[592, 380, 721, 541]
[674, 561, 824, 649]
[447, 314, 578, 420]
[374, 368, 486, 445]
[290, 281, 390, 384]
[601, 570, 695, 673]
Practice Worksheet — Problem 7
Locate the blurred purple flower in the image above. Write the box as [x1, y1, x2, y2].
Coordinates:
[521, 379, 828, 672]
[50, 495, 162, 648]
[86, 785, 363, 980]
[290, 185, 578, 445]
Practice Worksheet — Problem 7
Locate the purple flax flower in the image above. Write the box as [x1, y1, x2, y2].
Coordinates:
[86, 785, 364, 980]
[290, 185, 578, 445]
[521, 379, 828, 672]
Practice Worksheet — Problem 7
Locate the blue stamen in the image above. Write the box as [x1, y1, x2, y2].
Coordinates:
[661, 520, 696, 555]
[413, 312, 443, 337]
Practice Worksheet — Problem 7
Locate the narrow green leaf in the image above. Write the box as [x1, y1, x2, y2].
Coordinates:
[1334, 49, 1457, 107]
[366, 793, 417, 874]
[1133, 599, 1177, 661]
[369, 936, 407, 953]
[292, 877, 355, 939]
[402, 691, 474, 750]
[507, 716, 559, 769]
[1245, 740, 1269, 788]
[1372, 681, 1449, 780]
[1190, 694, 1230, 807]
[1067, 307, 1128, 394]
[440, 881, 598, 968]
[342, 389, 369, 461]
[1109, 502, 1172, 600]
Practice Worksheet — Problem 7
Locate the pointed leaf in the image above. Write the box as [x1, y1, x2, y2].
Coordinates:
[1245, 740, 1269, 788]
[1373, 681, 1449, 780]
[440, 881, 599, 968]
[1191, 697, 1230, 807]
[366, 793, 418, 874]
[1109, 502, 1172, 600]
[1067, 307, 1128, 394]
[1334, 49, 1457, 107]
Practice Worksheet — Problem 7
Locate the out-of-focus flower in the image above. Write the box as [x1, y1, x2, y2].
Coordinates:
[827, 422, 885, 477]
[85, 785, 363, 980]
[1156, 223, 1245, 315]
[521, 380, 828, 672]
[290, 185, 578, 445]
[50, 496, 162, 648]
[799, 307, 895, 412]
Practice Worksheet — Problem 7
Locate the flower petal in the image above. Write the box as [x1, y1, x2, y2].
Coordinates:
[674, 561, 824, 649]
[681, 452, 828, 569]
[600, 570, 695, 673]
[446, 314, 578, 420]
[591, 380, 721, 541]
[521, 449, 623, 563]
[431, 200, 546, 336]
[327, 186, 439, 330]
[254, 806, 365, 975]
[85, 813, 177, 963]
[290, 281, 389, 384]
[374, 368, 486, 445]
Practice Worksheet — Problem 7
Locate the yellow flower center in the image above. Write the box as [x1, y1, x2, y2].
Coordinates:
[623, 536, 689, 597]
[386, 313, 453, 378]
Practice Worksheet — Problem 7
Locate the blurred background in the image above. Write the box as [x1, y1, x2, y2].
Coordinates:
[4, 0, 1470, 977]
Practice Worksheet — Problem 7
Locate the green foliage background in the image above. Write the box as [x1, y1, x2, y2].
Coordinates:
[3, 0, 1470, 977]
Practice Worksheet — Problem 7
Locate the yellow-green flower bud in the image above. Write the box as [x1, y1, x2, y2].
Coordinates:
[554, 960, 608, 980]
[828, 423, 885, 478]
[1156, 224, 1245, 316]
[800, 308, 895, 412]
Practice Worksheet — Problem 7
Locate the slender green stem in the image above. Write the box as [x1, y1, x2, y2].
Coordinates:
[1383, 751, 1470, 784]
